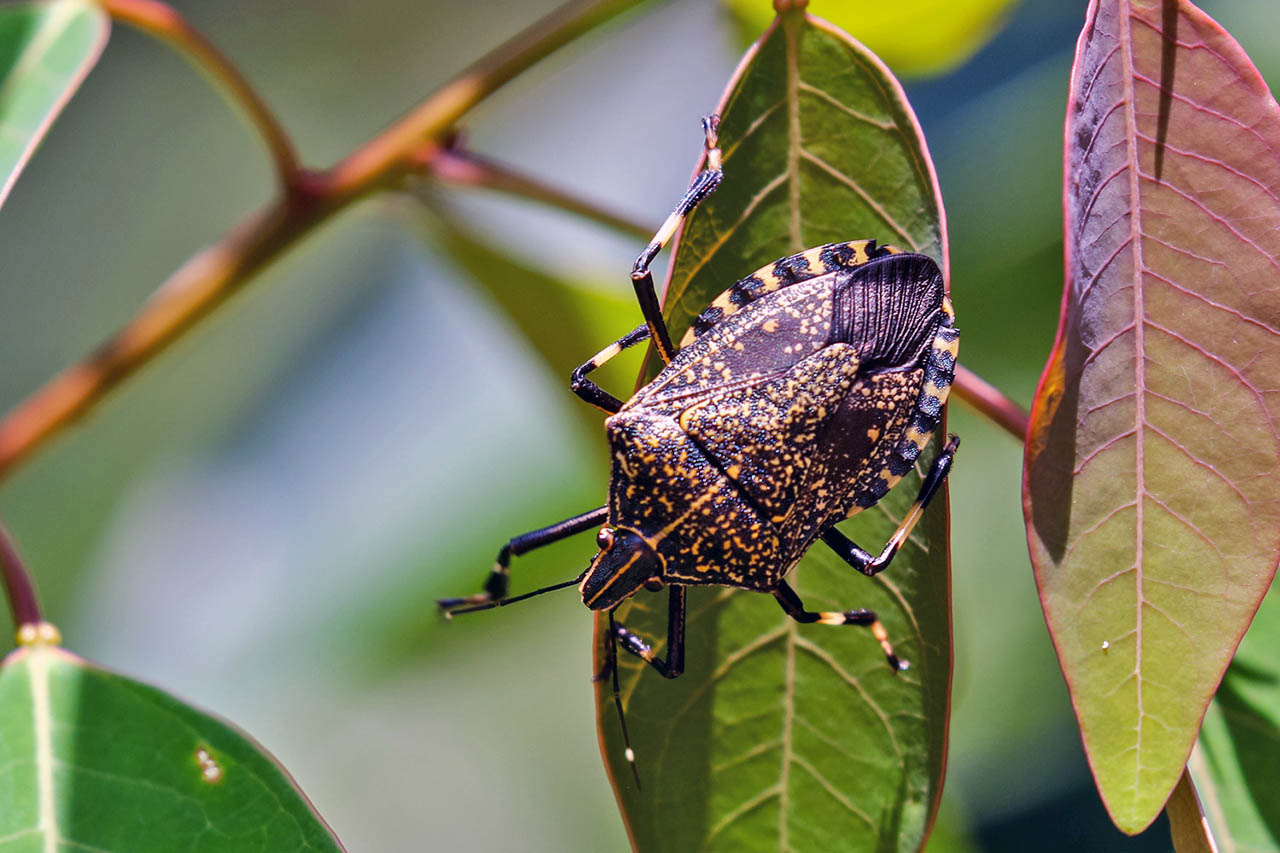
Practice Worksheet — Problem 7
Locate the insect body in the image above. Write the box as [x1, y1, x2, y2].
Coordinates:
[583, 246, 958, 617]
[438, 115, 959, 771]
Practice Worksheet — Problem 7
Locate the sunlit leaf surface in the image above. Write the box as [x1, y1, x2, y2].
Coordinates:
[1024, 0, 1280, 834]
[0, 0, 107, 212]
[595, 10, 951, 851]
[725, 0, 1018, 77]
[0, 643, 343, 852]
[1189, 581, 1280, 852]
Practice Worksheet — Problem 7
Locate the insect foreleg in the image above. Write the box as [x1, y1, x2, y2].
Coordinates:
[821, 434, 961, 578]
[569, 324, 650, 414]
[611, 585, 686, 679]
[772, 580, 907, 672]
[632, 116, 723, 364]
[436, 506, 607, 615]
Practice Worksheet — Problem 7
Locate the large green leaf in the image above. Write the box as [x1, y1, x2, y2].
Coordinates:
[0, 0, 107, 212]
[0, 642, 343, 851]
[594, 9, 951, 851]
[1188, 579, 1280, 851]
[1024, 0, 1280, 834]
[725, 0, 1018, 77]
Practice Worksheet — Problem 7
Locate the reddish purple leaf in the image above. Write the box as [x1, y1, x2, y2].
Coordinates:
[1024, 0, 1280, 834]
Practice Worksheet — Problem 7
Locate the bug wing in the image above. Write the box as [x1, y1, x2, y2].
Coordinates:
[833, 252, 944, 370]
[636, 274, 845, 409]
[678, 343, 867, 523]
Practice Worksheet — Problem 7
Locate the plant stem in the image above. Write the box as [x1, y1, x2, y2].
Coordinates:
[324, 0, 647, 196]
[415, 148, 1033, 443]
[0, 525, 41, 628]
[952, 365, 1029, 441]
[99, 0, 302, 190]
[0, 0, 644, 482]
[424, 147, 652, 241]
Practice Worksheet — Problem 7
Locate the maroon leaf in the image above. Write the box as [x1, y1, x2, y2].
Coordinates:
[1024, 0, 1280, 833]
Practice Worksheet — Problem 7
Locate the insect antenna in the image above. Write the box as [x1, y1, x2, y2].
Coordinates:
[606, 609, 643, 790]
[442, 572, 586, 617]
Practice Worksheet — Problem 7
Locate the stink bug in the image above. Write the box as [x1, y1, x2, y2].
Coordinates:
[438, 115, 959, 774]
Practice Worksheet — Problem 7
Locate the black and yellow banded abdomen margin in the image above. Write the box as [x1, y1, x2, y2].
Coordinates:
[678, 240, 902, 349]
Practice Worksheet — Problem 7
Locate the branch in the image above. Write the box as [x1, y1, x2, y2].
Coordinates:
[952, 365, 1030, 441]
[324, 0, 647, 195]
[0, 524, 41, 628]
[0, 0, 645, 482]
[415, 148, 1033, 443]
[99, 0, 302, 190]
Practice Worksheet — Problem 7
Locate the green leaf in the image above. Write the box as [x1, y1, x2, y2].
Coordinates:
[595, 10, 951, 852]
[1188, 580, 1280, 851]
[1023, 0, 1280, 834]
[724, 0, 1018, 77]
[0, 0, 108, 212]
[0, 642, 343, 851]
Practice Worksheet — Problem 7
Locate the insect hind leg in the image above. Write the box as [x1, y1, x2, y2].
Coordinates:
[773, 580, 907, 672]
[825, 434, 959, 579]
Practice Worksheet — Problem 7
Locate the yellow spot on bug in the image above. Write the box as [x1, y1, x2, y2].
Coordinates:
[762, 319, 779, 333]
[904, 426, 931, 449]
[866, 427, 880, 442]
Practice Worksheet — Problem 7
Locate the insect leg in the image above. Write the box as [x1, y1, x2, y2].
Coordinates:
[611, 585, 686, 679]
[604, 610, 643, 789]
[569, 324, 650, 414]
[632, 116, 723, 364]
[773, 580, 907, 672]
[437, 506, 607, 615]
[822, 434, 960, 578]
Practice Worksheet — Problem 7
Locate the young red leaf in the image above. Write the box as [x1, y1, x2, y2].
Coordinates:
[1025, 0, 1280, 834]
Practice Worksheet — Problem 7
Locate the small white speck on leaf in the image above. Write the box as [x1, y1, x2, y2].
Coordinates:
[196, 747, 223, 783]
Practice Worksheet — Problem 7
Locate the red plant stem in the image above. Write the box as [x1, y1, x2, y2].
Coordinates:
[99, 0, 302, 191]
[0, 525, 40, 628]
[953, 364, 1029, 441]
[0, 0, 644, 482]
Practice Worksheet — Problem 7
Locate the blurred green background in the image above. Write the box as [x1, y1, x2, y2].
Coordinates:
[1, 0, 1277, 849]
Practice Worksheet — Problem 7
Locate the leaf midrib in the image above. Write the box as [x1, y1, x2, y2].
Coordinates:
[29, 647, 58, 853]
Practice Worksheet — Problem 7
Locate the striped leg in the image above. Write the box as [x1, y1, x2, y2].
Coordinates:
[611, 584, 686, 679]
[632, 115, 723, 364]
[773, 580, 907, 672]
[437, 506, 607, 616]
[822, 434, 960, 578]
[569, 324, 649, 414]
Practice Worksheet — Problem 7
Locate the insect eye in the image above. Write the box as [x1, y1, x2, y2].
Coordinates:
[596, 527, 615, 550]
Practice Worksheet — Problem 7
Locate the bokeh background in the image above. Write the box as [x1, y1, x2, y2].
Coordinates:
[1, 0, 1276, 849]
